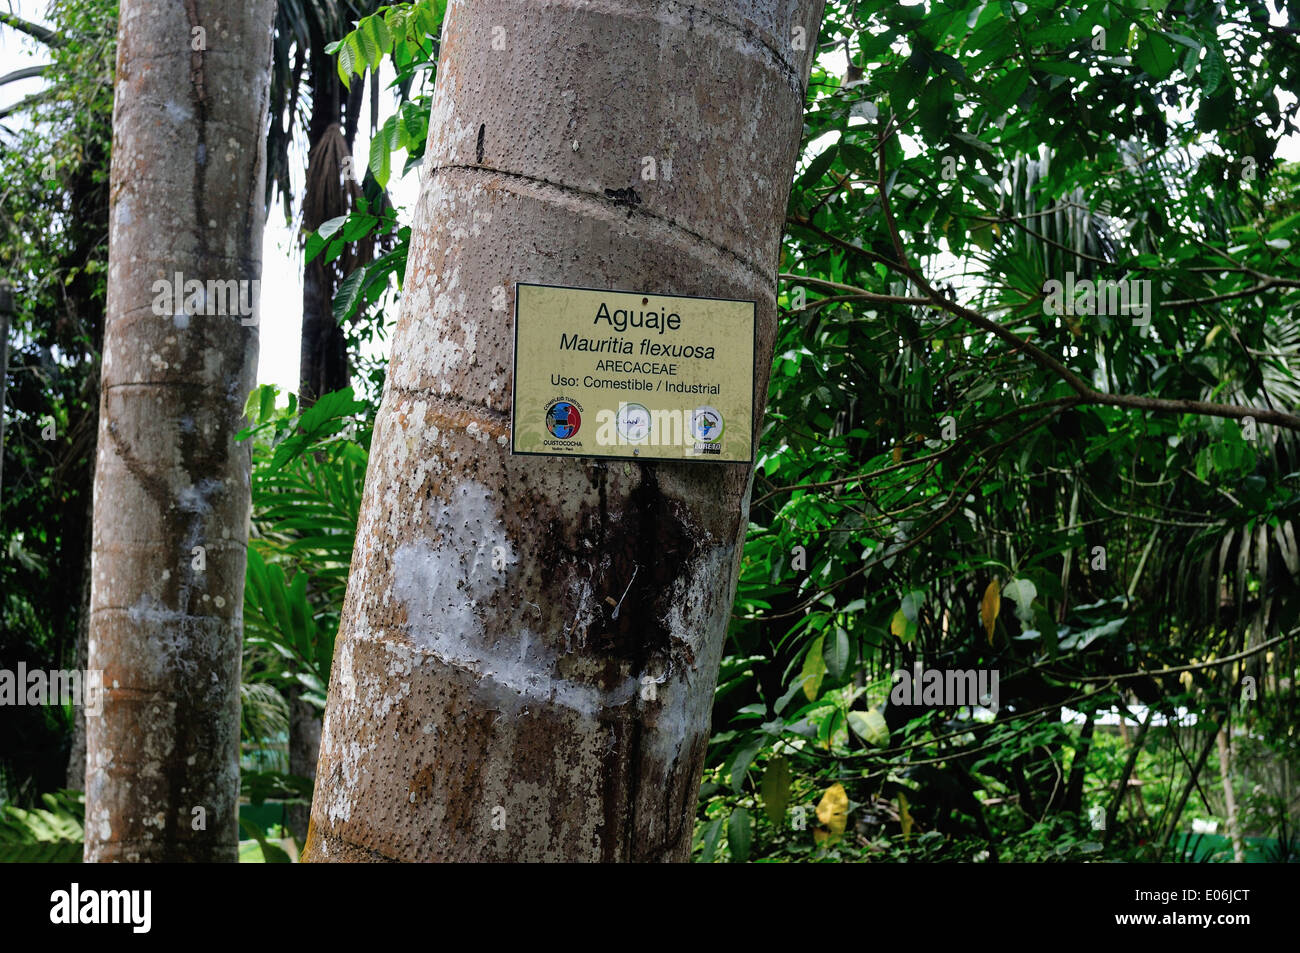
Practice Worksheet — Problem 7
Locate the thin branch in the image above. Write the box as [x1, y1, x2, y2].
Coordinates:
[877, 114, 919, 284]
[778, 272, 928, 307]
[786, 272, 1300, 434]
[1064, 630, 1298, 684]
[786, 213, 904, 273]
[1158, 721, 1221, 859]
[818, 149, 1300, 431]
[752, 395, 1079, 507]
[0, 87, 55, 121]
[0, 64, 48, 86]
[0, 12, 64, 47]
[1164, 278, 1300, 309]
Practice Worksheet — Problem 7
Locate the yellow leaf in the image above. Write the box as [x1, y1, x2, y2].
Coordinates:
[898, 791, 913, 841]
[980, 578, 1001, 645]
[816, 783, 849, 835]
[800, 637, 826, 702]
[890, 609, 916, 643]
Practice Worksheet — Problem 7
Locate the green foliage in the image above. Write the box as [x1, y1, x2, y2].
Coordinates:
[9, 0, 1298, 866]
[702, 0, 1300, 862]
[239, 384, 371, 707]
[234, 384, 374, 861]
[327, 0, 445, 91]
[315, 1, 1300, 863]
[238, 771, 312, 863]
[0, 0, 117, 804]
[0, 790, 84, 863]
[299, 0, 446, 387]
[305, 195, 411, 329]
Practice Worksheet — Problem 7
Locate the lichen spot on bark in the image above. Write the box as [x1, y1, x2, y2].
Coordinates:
[391, 480, 516, 653]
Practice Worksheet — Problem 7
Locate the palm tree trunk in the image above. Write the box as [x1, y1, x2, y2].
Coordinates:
[306, 0, 824, 862]
[1216, 725, 1245, 862]
[85, 0, 275, 862]
[297, 26, 364, 405]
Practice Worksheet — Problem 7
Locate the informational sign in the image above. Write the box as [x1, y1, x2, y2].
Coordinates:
[511, 283, 755, 463]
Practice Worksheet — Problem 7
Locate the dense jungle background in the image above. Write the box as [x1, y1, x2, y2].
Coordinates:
[2, 0, 1298, 862]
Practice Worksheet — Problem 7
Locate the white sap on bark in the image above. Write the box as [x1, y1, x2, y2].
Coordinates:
[307, 0, 824, 862]
[85, 0, 274, 862]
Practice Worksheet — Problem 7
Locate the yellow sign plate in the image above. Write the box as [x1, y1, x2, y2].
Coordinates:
[511, 283, 755, 462]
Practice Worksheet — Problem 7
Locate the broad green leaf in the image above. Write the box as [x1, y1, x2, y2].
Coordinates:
[369, 123, 393, 187]
[761, 757, 791, 826]
[986, 64, 1030, 107]
[333, 266, 368, 325]
[1200, 44, 1226, 96]
[917, 76, 952, 139]
[356, 17, 381, 70]
[698, 818, 723, 863]
[848, 708, 890, 747]
[729, 737, 764, 794]
[727, 809, 752, 863]
[1002, 578, 1037, 625]
[824, 626, 851, 682]
[1135, 31, 1178, 80]
[257, 384, 276, 425]
[337, 34, 363, 88]
[901, 589, 924, 622]
[795, 143, 838, 196]
[1024, 23, 1092, 46]
[892, 46, 928, 107]
[775, 676, 808, 715]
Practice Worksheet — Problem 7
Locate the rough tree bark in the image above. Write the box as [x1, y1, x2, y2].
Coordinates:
[306, 0, 823, 862]
[85, 0, 274, 862]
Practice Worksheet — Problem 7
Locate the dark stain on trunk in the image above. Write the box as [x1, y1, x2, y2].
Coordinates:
[542, 462, 698, 670]
[607, 463, 697, 664]
[172, 0, 212, 856]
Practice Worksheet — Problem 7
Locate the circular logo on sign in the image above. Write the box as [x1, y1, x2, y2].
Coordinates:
[690, 406, 724, 443]
[545, 399, 582, 439]
[616, 402, 651, 442]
